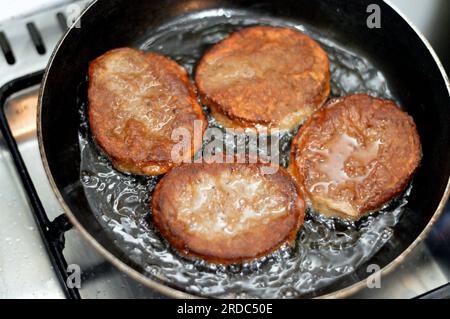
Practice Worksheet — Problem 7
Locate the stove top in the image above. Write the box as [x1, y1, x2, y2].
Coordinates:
[0, 0, 448, 299]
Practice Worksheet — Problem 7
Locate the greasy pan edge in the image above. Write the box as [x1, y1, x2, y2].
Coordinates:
[37, 0, 450, 299]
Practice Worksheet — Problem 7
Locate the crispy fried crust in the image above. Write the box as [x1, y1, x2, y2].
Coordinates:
[88, 48, 207, 175]
[195, 26, 330, 130]
[290, 94, 422, 220]
[152, 161, 305, 264]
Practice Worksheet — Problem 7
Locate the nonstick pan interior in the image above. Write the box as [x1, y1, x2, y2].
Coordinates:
[39, 0, 450, 298]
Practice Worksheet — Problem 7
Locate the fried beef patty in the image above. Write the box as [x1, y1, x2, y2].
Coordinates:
[291, 94, 421, 220]
[88, 48, 207, 175]
[195, 26, 330, 130]
[152, 161, 305, 264]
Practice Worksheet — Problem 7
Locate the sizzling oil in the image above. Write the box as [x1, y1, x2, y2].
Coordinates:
[79, 9, 407, 298]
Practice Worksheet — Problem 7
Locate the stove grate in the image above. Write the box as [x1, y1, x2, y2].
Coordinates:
[0, 71, 81, 299]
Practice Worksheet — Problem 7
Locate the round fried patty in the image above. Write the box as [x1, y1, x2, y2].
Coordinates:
[88, 48, 207, 175]
[195, 26, 330, 130]
[152, 161, 305, 264]
[290, 94, 422, 220]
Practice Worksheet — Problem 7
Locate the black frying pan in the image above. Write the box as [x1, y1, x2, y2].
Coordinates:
[38, 0, 450, 298]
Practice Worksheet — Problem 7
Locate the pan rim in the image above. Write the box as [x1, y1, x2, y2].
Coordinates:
[37, 0, 450, 299]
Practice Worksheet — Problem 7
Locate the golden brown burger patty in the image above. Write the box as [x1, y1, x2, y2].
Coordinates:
[88, 48, 207, 175]
[290, 94, 421, 220]
[152, 161, 305, 264]
[195, 26, 330, 130]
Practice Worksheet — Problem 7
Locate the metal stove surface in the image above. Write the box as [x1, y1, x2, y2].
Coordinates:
[0, 0, 449, 299]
